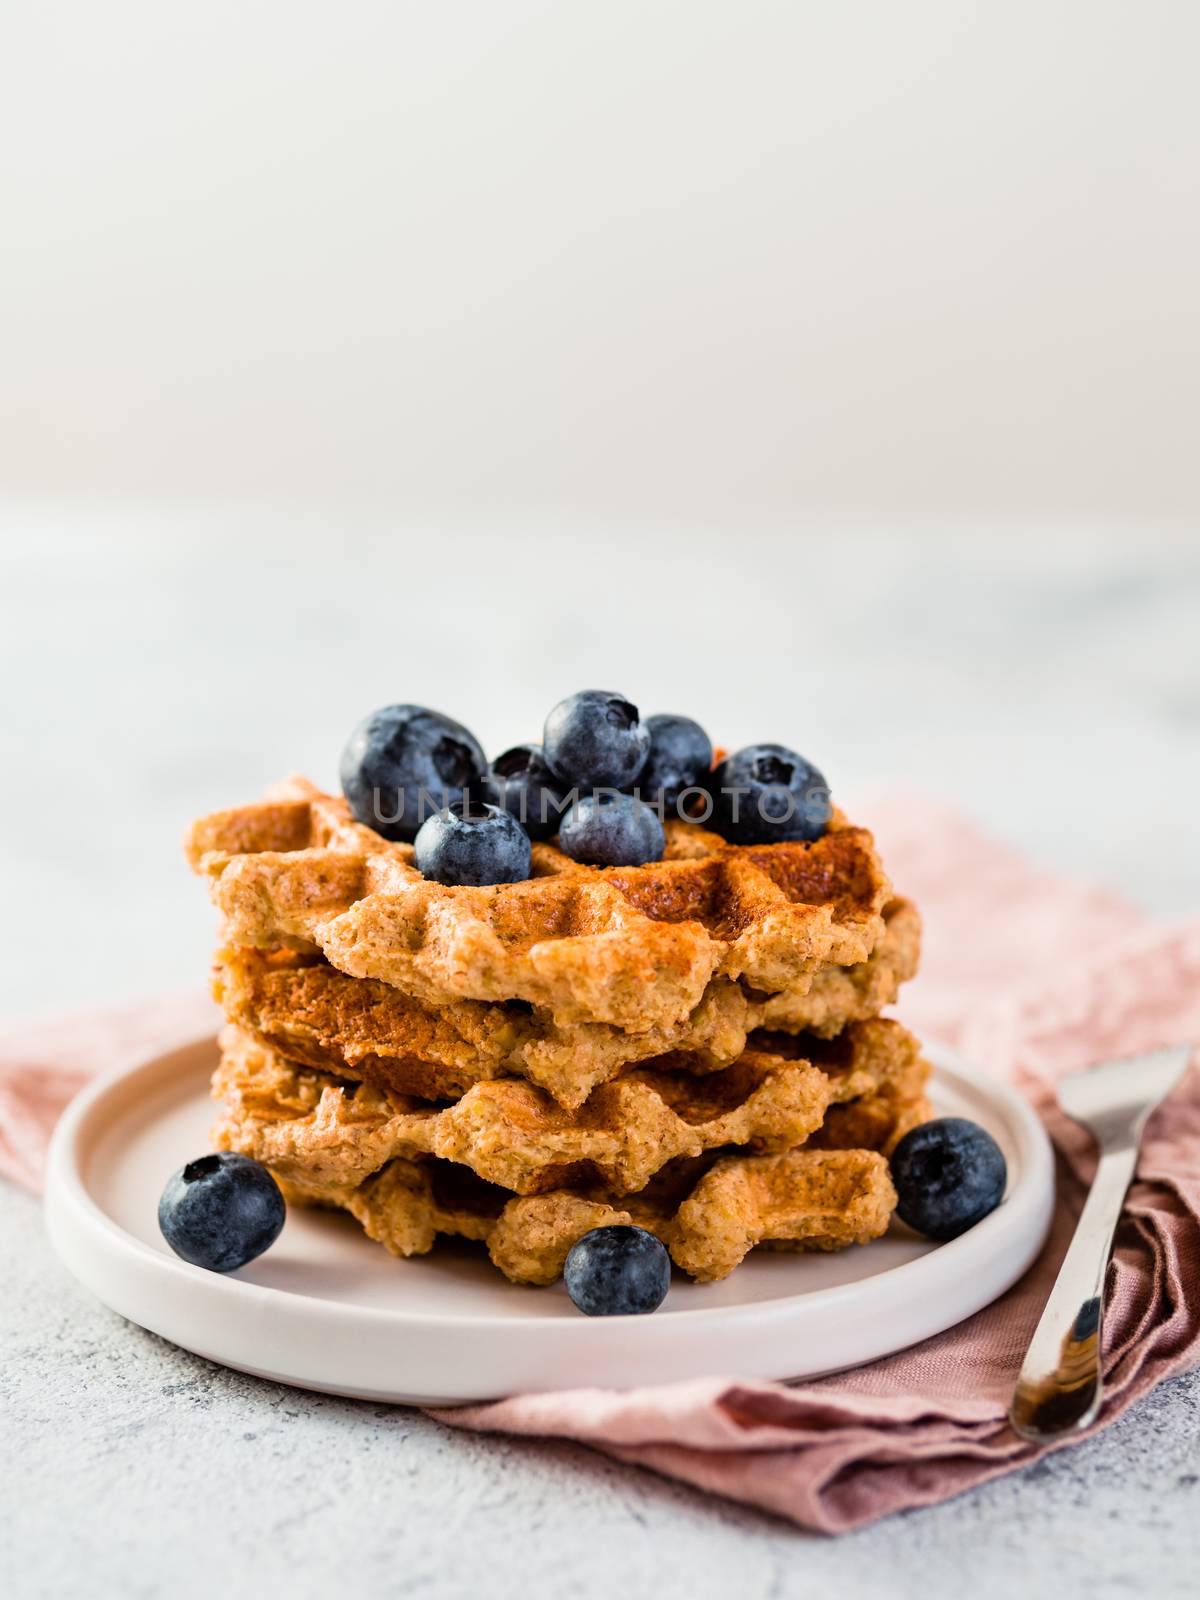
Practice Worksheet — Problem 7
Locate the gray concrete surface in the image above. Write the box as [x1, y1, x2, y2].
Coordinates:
[1, 507, 1198, 1597]
[3, 1185, 1198, 1599]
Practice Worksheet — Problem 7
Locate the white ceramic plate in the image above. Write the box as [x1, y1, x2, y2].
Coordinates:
[44, 1036, 1054, 1403]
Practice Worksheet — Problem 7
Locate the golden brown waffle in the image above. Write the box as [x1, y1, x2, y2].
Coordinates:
[212, 1018, 925, 1196]
[212, 943, 746, 1106]
[210, 897, 919, 1108]
[756, 896, 919, 1034]
[187, 778, 892, 1029]
[275, 1144, 898, 1284]
[810, 1089, 930, 1158]
[736, 1020, 932, 1158]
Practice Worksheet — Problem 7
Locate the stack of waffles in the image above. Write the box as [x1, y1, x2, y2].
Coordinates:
[185, 778, 930, 1285]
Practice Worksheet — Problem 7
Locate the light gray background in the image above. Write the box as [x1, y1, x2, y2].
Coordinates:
[2, 3, 1199, 521]
[3, 2, 1199, 1589]
[1, 512, 1198, 1597]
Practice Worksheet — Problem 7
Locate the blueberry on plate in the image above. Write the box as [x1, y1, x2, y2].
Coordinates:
[158, 1152, 285, 1273]
[414, 799, 532, 885]
[558, 792, 665, 867]
[564, 1225, 671, 1315]
[890, 1117, 1007, 1241]
[543, 690, 650, 790]
[340, 704, 486, 842]
[483, 743, 570, 840]
[708, 742, 831, 845]
[635, 714, 713, 816]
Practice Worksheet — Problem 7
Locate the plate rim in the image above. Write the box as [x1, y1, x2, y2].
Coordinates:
[44, 1031, 1055, 1346]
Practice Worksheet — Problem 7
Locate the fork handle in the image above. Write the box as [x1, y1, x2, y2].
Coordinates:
[1008, 1143, 1138, 1442]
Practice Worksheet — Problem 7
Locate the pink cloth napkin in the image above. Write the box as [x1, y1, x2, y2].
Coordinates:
[3, 800, 1198, 1533]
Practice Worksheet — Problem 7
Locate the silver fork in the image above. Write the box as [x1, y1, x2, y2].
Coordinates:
[1008, 1044, 1192, 1442]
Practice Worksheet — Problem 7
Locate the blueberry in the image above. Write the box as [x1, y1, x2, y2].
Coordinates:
[708, 743, 831, 844]
[559, 792, 665, 867]
[635, 714, 713, 816]
[414, 799, 532, 885]
[890, 1117, 1007, 1242]
[158, 1152, 285, 1273]
[340, 704, 486, 843]
[543, 690, 650, 789]
[483, 743, 571, 840]
[564, 1225, 671, 1315]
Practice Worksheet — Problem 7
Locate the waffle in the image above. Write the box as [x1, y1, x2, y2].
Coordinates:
[275, 1144, 899, 1284]
[810, 1079, 931, 1156]
[212, 1017, 926, 1196]
[187, 778, 892, 1029]
[210, 896, 920, 1108]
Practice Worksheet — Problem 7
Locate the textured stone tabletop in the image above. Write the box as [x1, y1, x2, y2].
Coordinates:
[2, 507, 1197, 1597]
